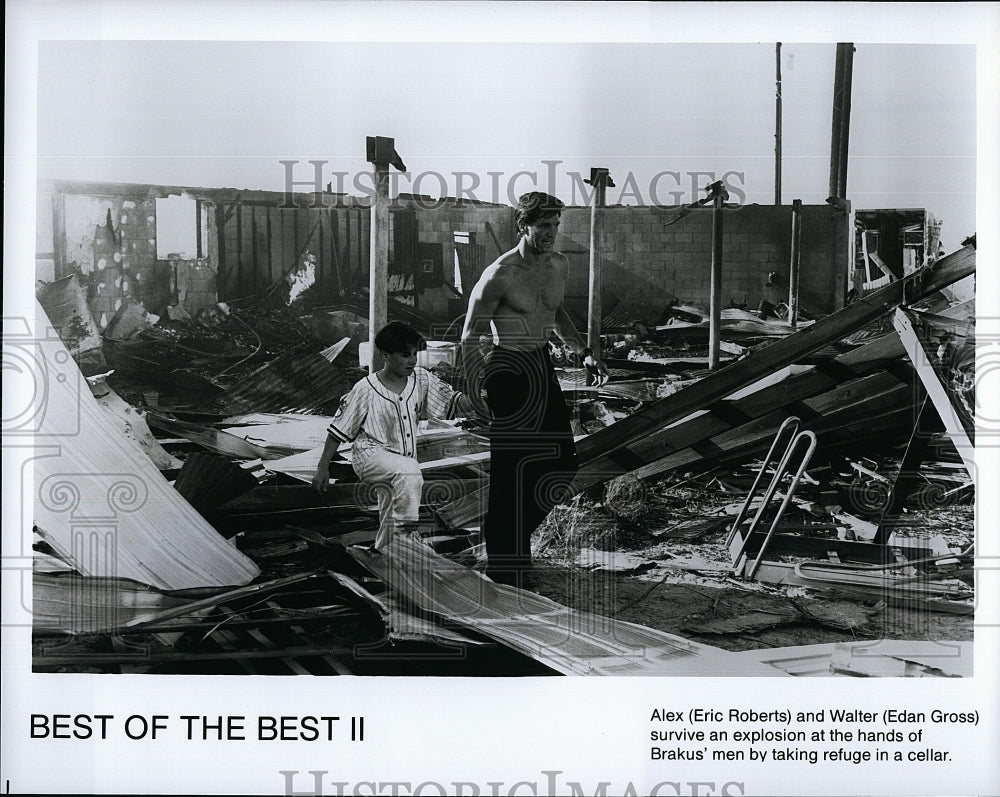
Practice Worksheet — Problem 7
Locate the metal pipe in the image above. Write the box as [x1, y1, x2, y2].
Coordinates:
[725, 416, 801, 548]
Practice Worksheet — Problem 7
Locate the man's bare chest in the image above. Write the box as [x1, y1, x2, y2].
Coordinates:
[501, 271, 564, 315]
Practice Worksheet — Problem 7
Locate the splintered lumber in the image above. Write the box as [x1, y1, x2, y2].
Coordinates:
[630, 369, 912, 481]
[147, 412, 278, 460]
[573, 245, 975, 489]
[32, 299, 261, 590]
[348, 537, 785, 676]
[120, 571, 320, 629]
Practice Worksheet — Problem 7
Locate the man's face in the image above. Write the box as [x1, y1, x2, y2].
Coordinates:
[384, 346, 419, 379]
[523, 213, 560, 253]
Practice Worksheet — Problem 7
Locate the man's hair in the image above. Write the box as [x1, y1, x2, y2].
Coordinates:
[515, 192, 564, 235]
[374, 321, 426, 355]
[582, 347, 594, 356]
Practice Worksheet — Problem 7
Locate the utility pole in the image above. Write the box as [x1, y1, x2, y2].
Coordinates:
[585, 167, 614, 357]
[365, 135, 406, 372]
[707, 181, 728, 371]
[828, 43, 855, 202]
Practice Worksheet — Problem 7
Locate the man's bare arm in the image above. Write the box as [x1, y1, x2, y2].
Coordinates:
[460, 265, 505, 411]
[552, 304, 587, 355]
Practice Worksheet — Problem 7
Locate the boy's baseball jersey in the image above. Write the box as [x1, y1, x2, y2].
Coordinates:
[327, 366, 460, 458]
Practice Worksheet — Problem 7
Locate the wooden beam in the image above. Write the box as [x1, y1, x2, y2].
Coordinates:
[873, 393, 937, 545]
[893, 308, 974, 475]
[586, 168, 613, 356]
[573, 245, 975, 487]
[788, 199, 803, 326]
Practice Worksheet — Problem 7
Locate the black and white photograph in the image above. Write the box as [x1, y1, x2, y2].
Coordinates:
[3, 2, 999, 795]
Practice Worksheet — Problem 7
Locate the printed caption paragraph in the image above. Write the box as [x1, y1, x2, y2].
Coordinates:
[649, 707, 980, 764]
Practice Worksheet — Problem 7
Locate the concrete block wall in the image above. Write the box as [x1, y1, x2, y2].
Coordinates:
[558, 203, 849, 316]
[404, 198, 516, 281]
[385, 199, 847, 322]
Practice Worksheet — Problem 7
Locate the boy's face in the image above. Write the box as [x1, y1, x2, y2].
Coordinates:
[384, 346, 419, 379]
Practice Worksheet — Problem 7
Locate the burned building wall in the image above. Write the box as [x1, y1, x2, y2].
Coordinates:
[38, 183, 849, 333]
[39, 182, 220, 330]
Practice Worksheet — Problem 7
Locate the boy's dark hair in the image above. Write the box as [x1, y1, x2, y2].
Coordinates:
[581, 347, 594, 356]
[374, 321, 426, 354]
[515, 192, 564, 235]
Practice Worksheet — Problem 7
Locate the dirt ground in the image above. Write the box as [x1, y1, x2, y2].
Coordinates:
[526, 481, 975, 653]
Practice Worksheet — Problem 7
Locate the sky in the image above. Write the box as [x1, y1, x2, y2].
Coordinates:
[34, 39, 978, 249]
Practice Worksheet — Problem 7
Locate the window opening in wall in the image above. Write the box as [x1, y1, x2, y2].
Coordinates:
[155, 196, 202, 260]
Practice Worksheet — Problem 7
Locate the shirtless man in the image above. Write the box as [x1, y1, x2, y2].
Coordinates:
[461, 191, 599, 586]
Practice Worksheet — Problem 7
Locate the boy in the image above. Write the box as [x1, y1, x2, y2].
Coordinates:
[312, 321, 464, 550]
[581, 347, 610, 387]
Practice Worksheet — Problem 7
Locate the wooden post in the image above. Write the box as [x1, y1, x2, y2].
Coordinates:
[708, 181, 727, 371]
[828, 43, 855, 201]
[788, 199, 802, 327]
[836, 43, 855, 199]
[828, 45, 846, 201]
[585, 167, 614, 356]
[774, 42, 782, 206]
[365, 135, 406, 373]
[369, 166, 389, 372]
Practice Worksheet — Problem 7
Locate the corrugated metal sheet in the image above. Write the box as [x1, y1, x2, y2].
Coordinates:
[218, 349, 354, 415]
[349, 537, 784, 676]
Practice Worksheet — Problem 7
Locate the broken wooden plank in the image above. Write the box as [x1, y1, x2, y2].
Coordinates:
[146, 412, 278, 460]
[120, 572, 320, 630]
[630, 373, 912, 482]
[573, 245, 975, 488]
[893, 308, 974, 474]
